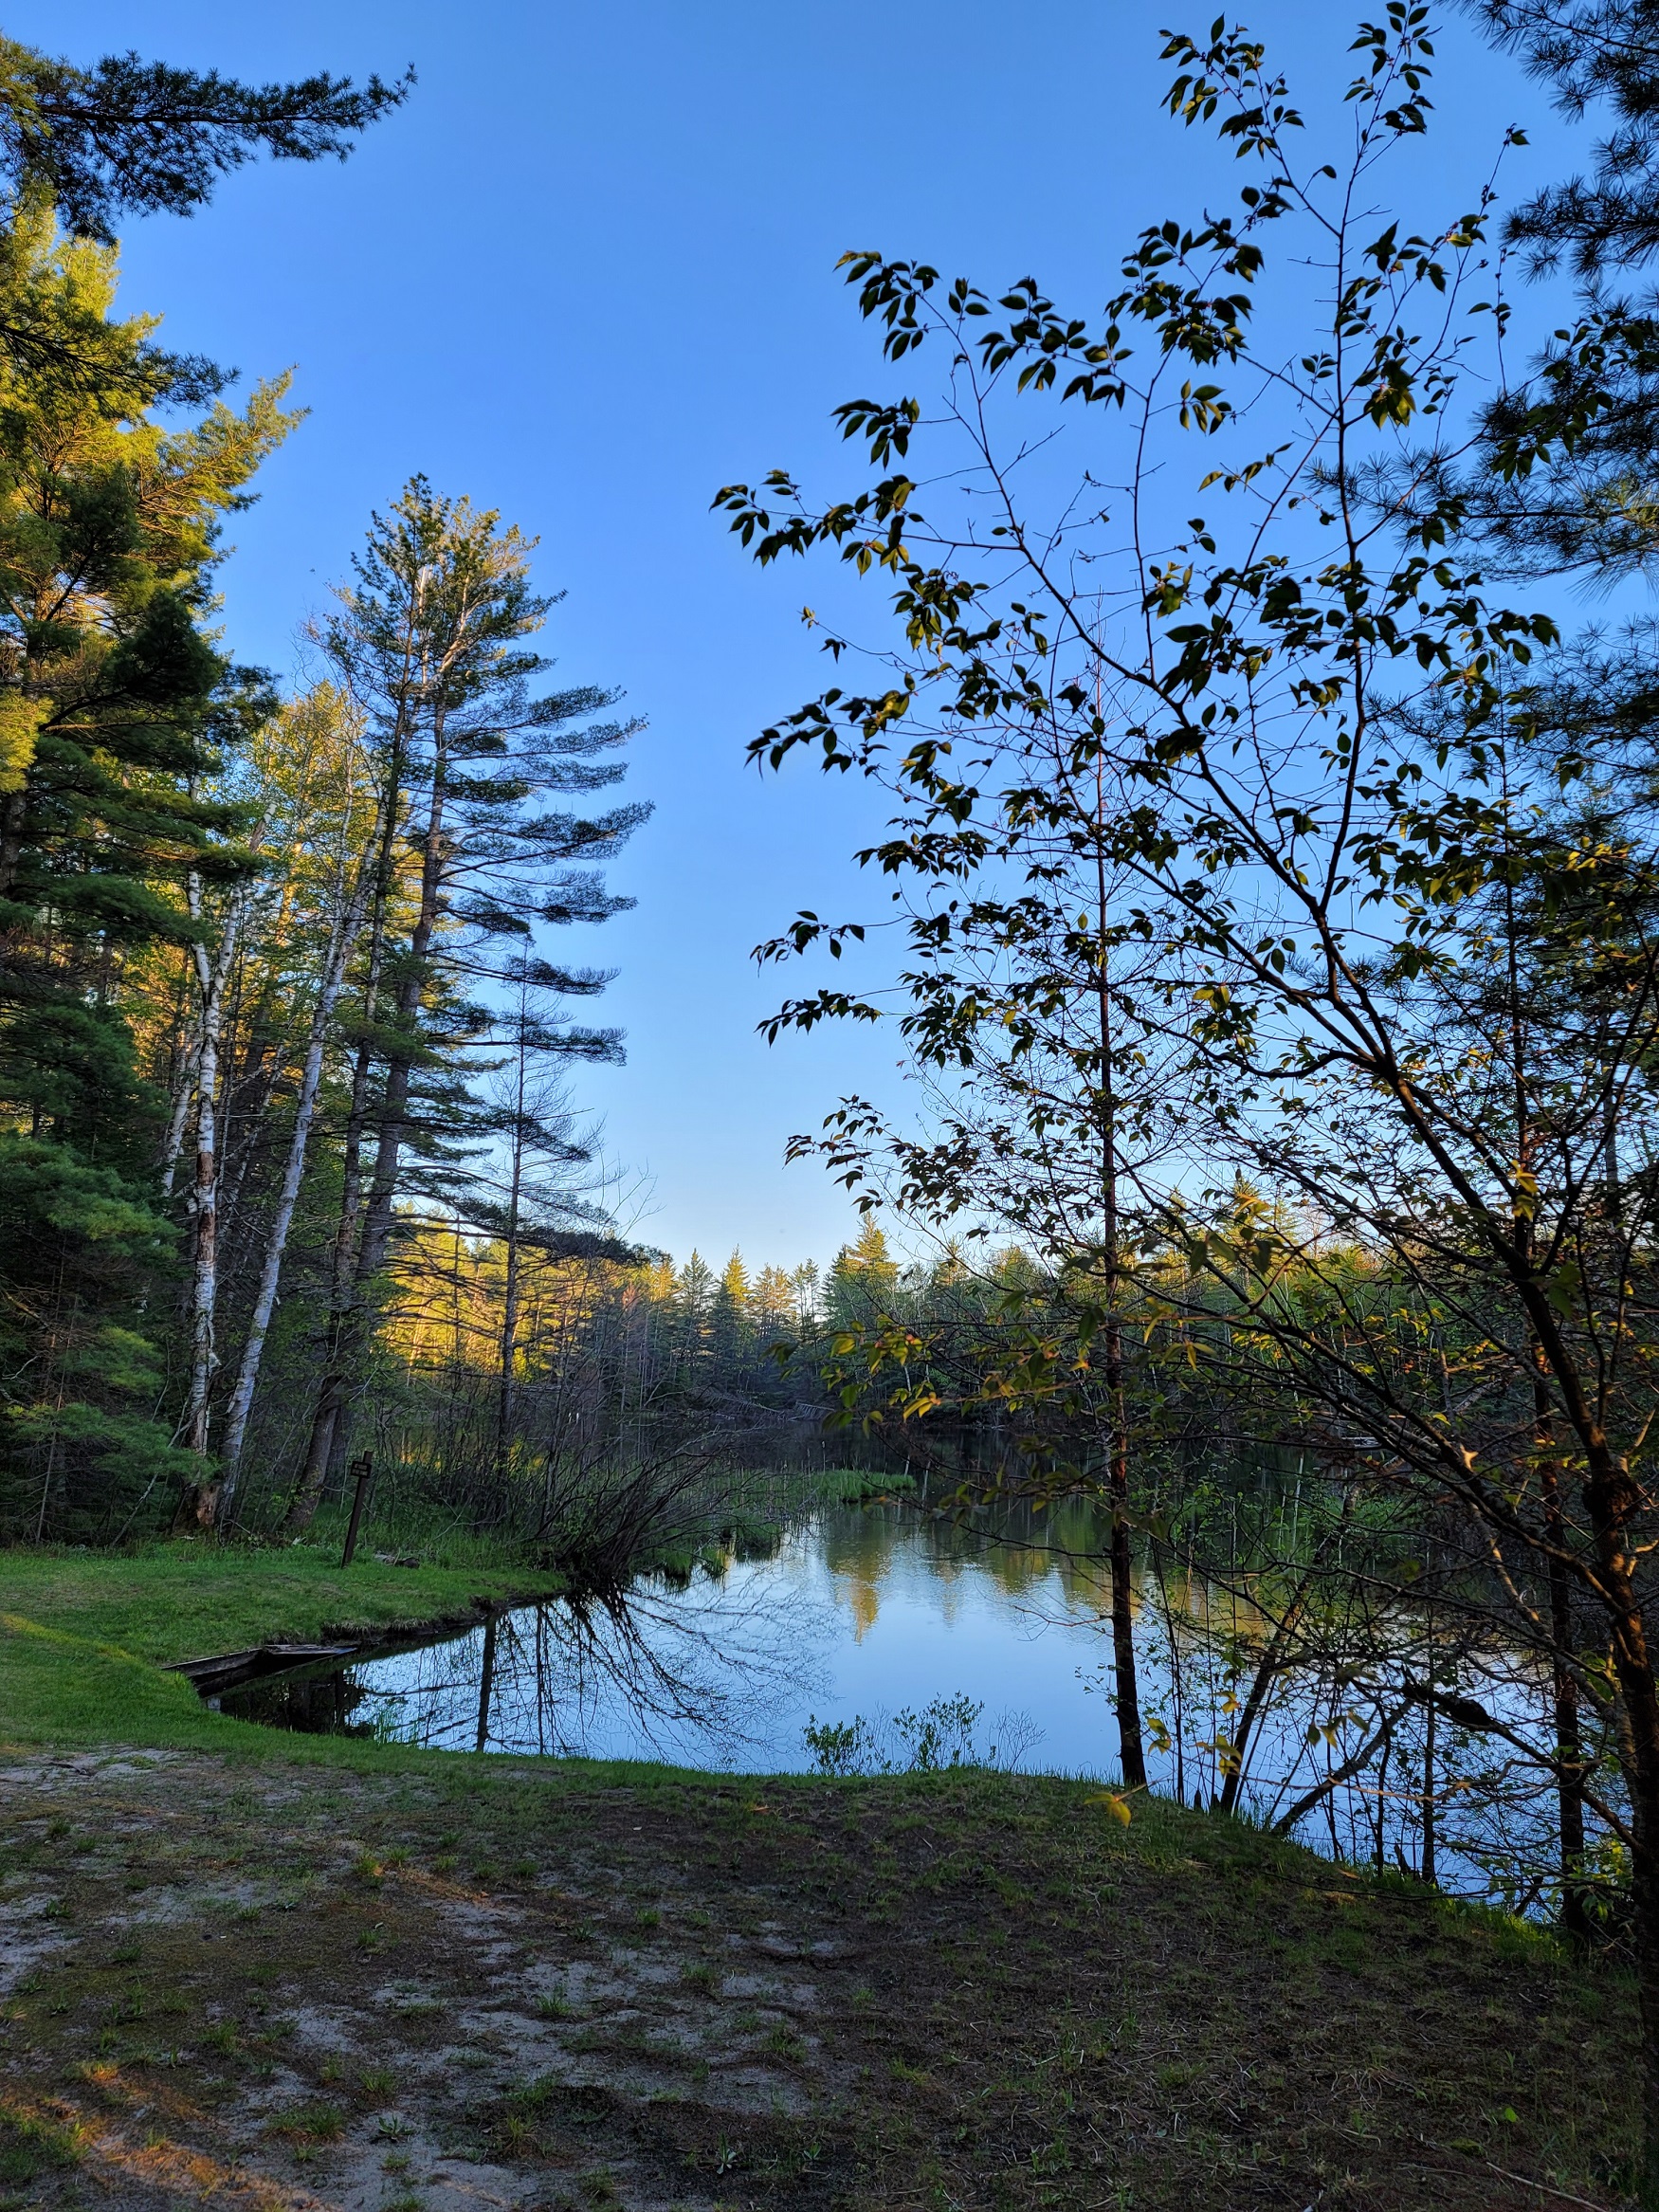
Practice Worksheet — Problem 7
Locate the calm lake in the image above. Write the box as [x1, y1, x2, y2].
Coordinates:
[218, 1498, 1564, 1902]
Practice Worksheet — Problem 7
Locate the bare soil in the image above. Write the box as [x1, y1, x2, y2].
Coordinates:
[0, 1746, 1639, 2210]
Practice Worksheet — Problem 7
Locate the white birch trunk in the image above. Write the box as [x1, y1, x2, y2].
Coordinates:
[158, 1028, 199, 1197]
[182, 883, 245, 1460]
[217, 837, 380, 1502]
[161, 879, 248, 1197]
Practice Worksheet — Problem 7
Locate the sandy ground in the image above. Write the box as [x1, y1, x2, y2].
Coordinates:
[0, 1746, 1640, 2211]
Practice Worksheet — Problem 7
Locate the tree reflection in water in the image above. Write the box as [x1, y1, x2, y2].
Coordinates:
[217, 1504, 1604, 1915]
[327, 1578, 832, 1764]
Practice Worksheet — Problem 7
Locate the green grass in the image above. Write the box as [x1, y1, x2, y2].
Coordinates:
[261, 1501, 543, 1574]
[0, 1538, 564, 1753]
[0, 2100, 85, 2186]
[643, 1466, 915, 1581]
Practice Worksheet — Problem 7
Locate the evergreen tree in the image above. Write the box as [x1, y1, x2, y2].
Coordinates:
[751, 1263, 794, 1333]
[0, 32, 407, 390]
[1476, 2, 1659, 276]
[286, 481, 647, 1526]
[0, 211, 294, 1530]
[828, 1218, 899, 1324]
[791, 1260, 821, 1329]
[672, 1251, 716, 1379]
[0, 37, 409, 244]
[708, 1251, 752, 1374]
[0, 11, 403, 1531]
[464, 954, 639, 1480]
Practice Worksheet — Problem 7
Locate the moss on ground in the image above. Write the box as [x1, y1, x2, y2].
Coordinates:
[0, 1752, 1641, 2211]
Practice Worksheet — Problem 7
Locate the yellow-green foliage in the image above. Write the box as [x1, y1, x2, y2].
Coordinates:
[0, 686, 44, 789]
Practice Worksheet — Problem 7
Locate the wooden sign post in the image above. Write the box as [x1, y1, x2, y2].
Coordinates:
[340, 1454, 374, 1567]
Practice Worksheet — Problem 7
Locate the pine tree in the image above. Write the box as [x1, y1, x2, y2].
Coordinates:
[463, 954, 639, 1482]
[0, 33, 406, 392]
[672, 1251, 715, 1379]
[0, 38, 409, 243]
[708, 1251, 752, 1374]
[1476, 3, 1659, 276]
[0, 20, 405, 1536]
[0, 211, 294, 1531]
[285, 481, 647, 1527]
[828, 1218, 899, 1323]
[791, 1260, 821, 1329]
[751, 1263, 794, 1333]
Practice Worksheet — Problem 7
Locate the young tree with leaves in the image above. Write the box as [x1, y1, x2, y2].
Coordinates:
[723, 8, 1659, 2185]
[212, 685, 390, 1512]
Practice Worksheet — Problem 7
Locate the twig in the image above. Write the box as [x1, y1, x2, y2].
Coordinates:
[1416, 2136, 1614, 2212]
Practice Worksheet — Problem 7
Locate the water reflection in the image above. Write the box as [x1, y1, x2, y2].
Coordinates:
[222, 1572, 830, 1767]
[219, 1502, 1585, 1906]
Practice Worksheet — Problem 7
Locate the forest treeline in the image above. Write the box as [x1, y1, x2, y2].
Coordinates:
[0, 30, 671, 1547]
[0, 5, 1054, 1561]
[15, 6, 1659, 2186]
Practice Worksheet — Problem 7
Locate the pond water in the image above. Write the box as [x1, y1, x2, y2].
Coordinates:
[218, 1499, 1571, 1902]
[222, 1504, 1112, 1766]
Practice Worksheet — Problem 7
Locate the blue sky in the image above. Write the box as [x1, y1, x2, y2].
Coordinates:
[17, 2, 1578, 1270]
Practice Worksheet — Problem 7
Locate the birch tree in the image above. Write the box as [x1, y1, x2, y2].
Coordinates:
[284, 481, 647, 1530]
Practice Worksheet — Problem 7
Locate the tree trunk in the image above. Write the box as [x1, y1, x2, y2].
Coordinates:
[1583, 1468, 1659, 2202]
[1105, 1310, 1147, 1791]
[179, 883, 245, 1491]
[301, 708, 451, 1511]
[495, 1002, 530, 1489]
[350, 845, 448, 1300]
[1541, 1449, 1592, 1943]
[0, 784, 27, 900]
[285, 773, 406, 1536]
[497, 1234, 523, 1488]
[219, 840, 380, 1513]
[158, 1016, 199, 1197]
[1218, 1588, 1309, 1817]
[1523, 1307, 1594, 1945]
[1095, 821, 1146, 1792]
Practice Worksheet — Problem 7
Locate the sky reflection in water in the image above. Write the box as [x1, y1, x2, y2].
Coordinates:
[224, 1503, 1566, 1901]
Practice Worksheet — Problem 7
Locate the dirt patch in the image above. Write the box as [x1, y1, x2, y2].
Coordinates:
[0, 1748, 1640, 2209]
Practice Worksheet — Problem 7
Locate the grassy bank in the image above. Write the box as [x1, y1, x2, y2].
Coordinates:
[0, 1539, 564, 1753]
[0, 1538, 1645, 2208]
[0, 1747, 1641, 2210]
[0, 1482, 894, 1755]
[646, 1465, 913, 1581]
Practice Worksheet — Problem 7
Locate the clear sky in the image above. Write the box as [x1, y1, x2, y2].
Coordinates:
[13, 2, 1577, 1271]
